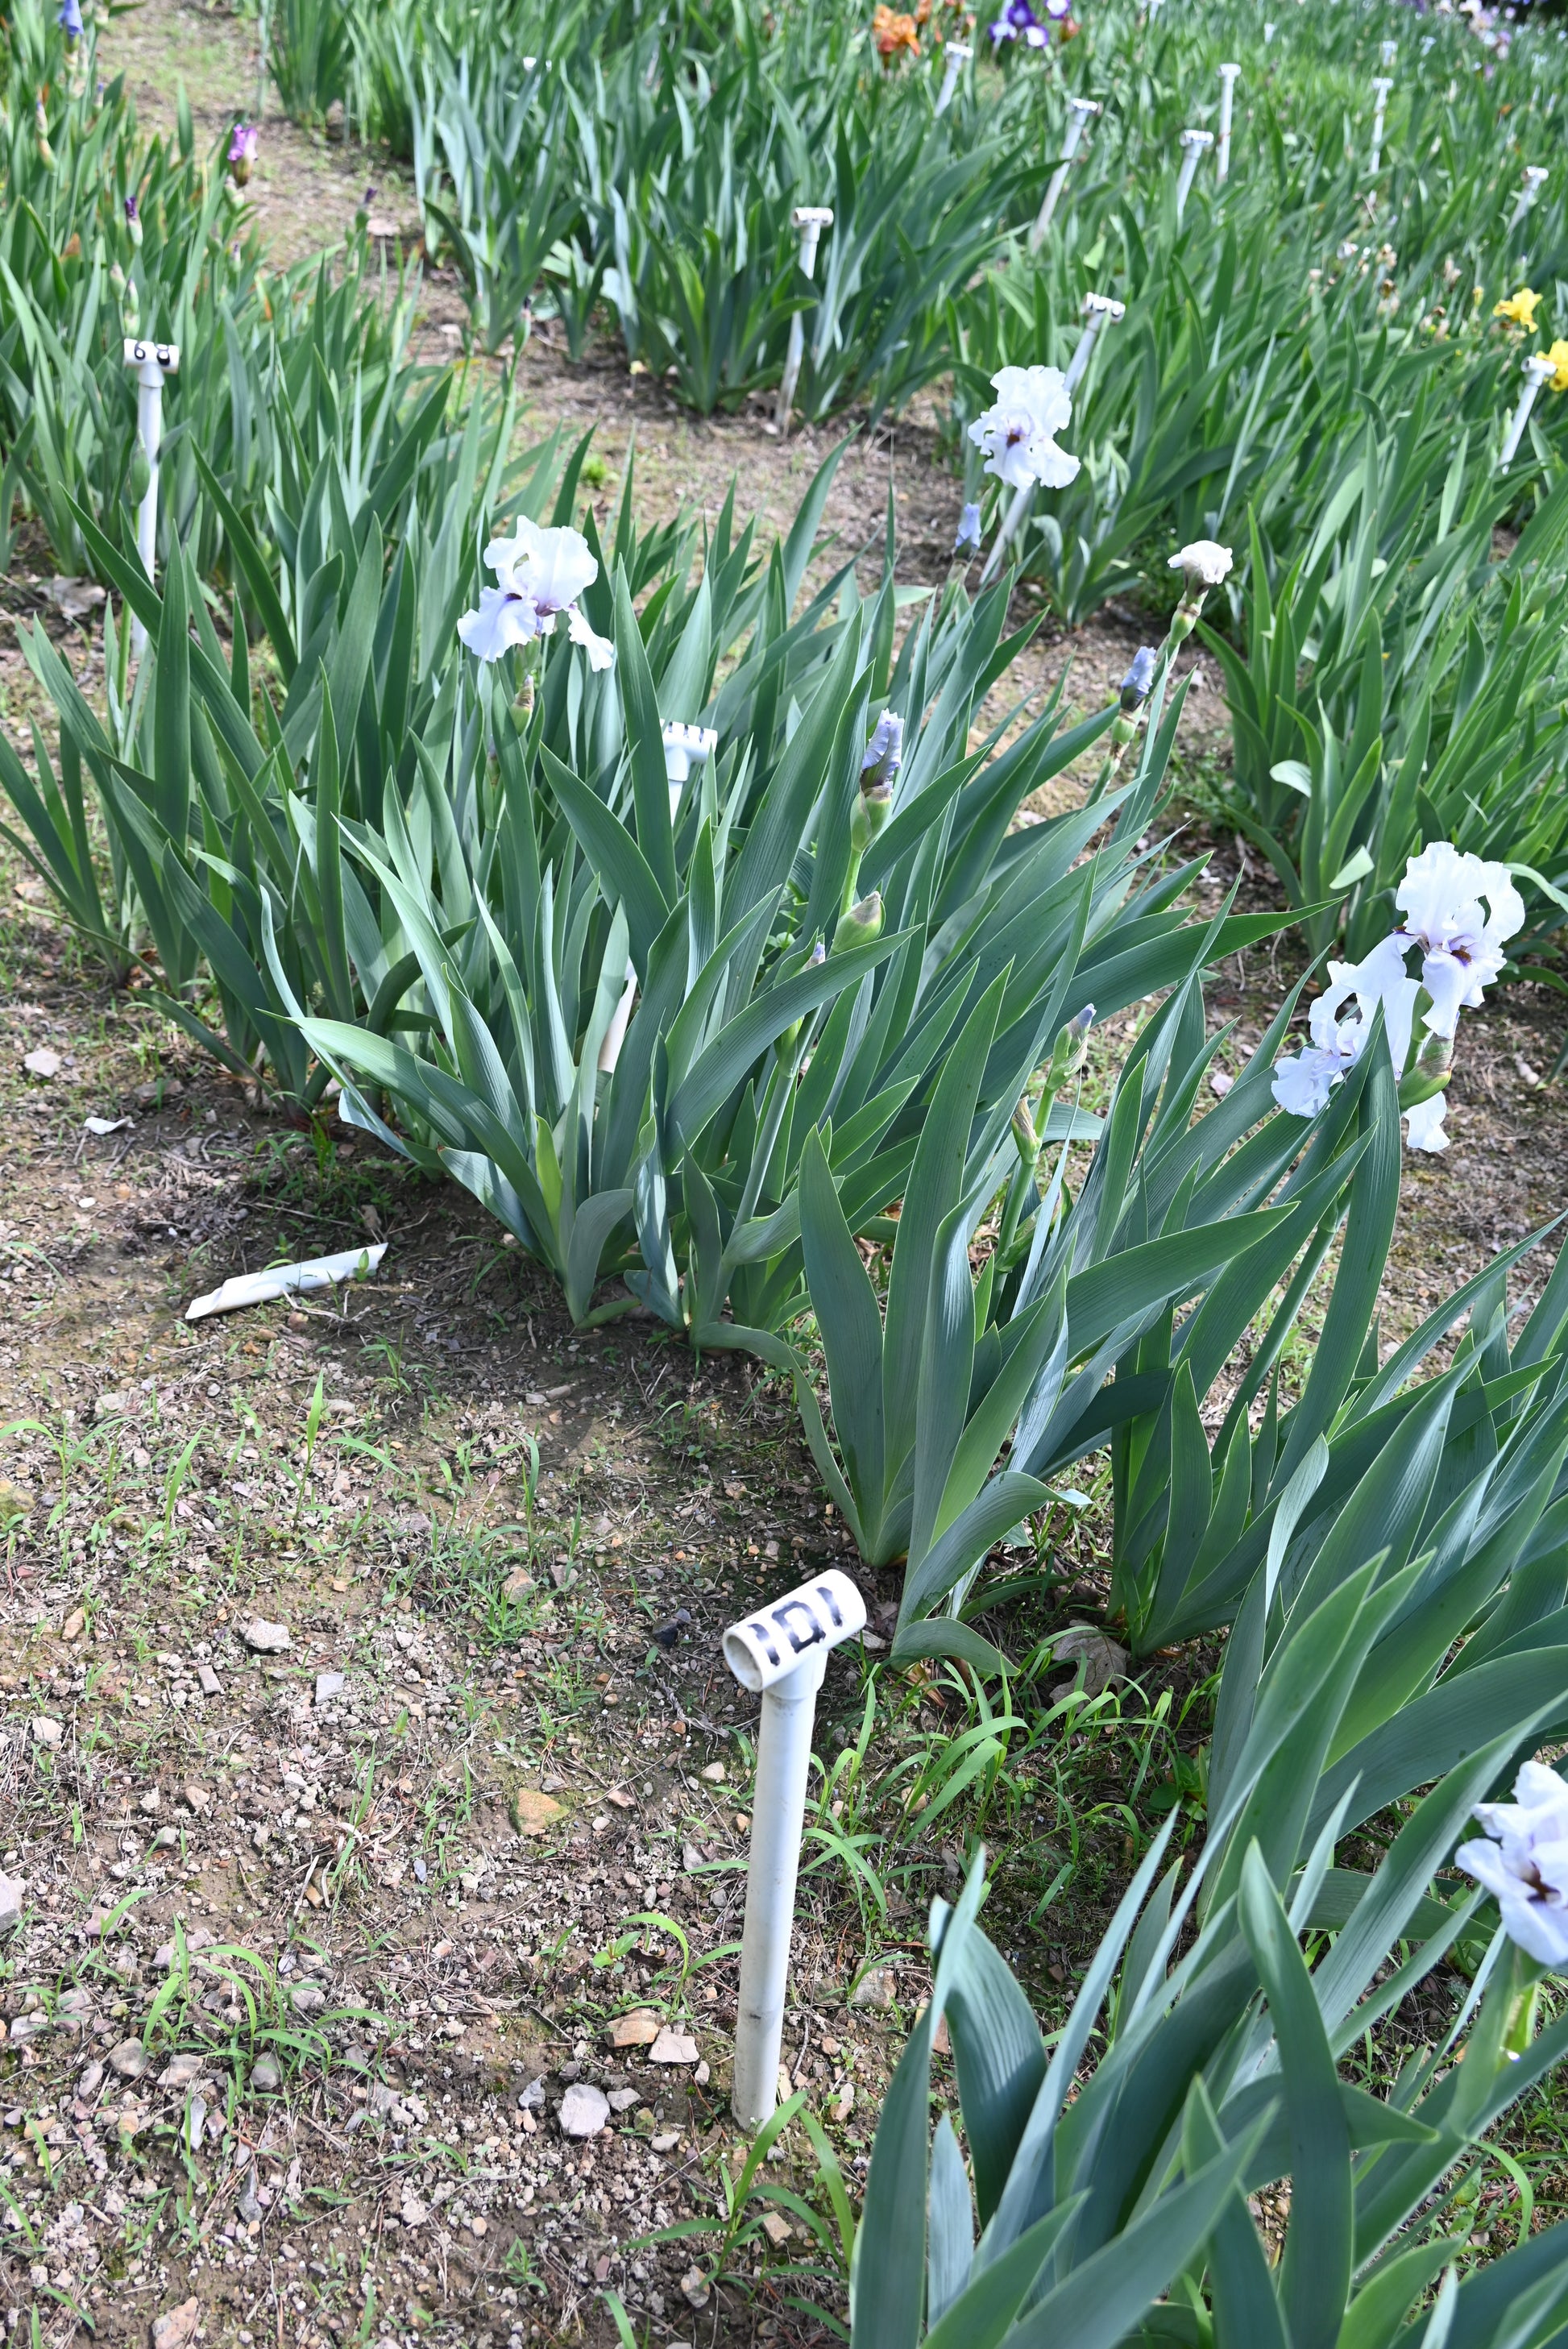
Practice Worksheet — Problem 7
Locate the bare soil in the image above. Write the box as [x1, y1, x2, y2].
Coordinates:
[3, 6, 1567, 2345]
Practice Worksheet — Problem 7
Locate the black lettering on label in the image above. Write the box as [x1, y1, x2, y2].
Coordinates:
[746, 1619, 781, 1669]
[773, 1598, 824, 1654]
[815, 1581, 844, 1628]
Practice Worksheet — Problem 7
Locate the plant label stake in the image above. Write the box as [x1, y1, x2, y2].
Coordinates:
[122, 338, 178, 661]
[934, 39, 972, 115]
[1508, 164, 1549, 235]
[1499, 351, 1556, 467]
[1030, 97, 1100, 251]
[1380, 37, 1397, 67]
[599, 722, 718, 1075]
[724, 1569, 867, 2129]
[1216, 64, 1241, 182]
[776, 207, 832, 432]
[1062, 290, 1125, 399]
[1174, 129, 1213, 222]
[1368, 77, 1392, 175]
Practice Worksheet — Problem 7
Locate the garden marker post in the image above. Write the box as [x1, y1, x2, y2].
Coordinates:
[599, 721, 717, 1075]
[1380, 36, 1397, 67]
[934, 39, 972, 115]
[1369, 77, 1392, 174]
[776, 207, 832, 432]
[1030, 96, 1100, 251]
[724, 1570, 867, 2130]
[1216, 64, 1240, 181]
[122, 337, 178, 661]
[1500, 351, 1557, 467]
[1174, 129, 1213, 222]
[1063, 291, 1125, 398]
[1508, 164, 1549, 235]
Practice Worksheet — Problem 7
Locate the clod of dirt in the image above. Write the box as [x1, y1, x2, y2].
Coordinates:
[559, 2082, 610, 2137]
[653, 1608, 694, 1648]
[241, 1617, 291, 1653]
[509, 1786, 562, 1835]
[151, 2298, 201, 2349]
[649, 2026, 699, 2065]
[850, 1968, 898, 2009]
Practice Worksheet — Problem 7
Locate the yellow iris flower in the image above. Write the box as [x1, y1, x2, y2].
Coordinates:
[1548, 339, 1568, 392]
[1494, 287, 1541, 330]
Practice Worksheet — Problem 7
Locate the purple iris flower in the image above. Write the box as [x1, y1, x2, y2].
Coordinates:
[1118, 646, 1157, 708]
[953, 501, 983, 557]
[58, 0, 83, 36]
[227, 121, 259, 185]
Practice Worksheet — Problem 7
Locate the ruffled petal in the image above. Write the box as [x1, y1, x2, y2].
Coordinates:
[1402, 1093, 1450, 1153]
[1271, 1046, 1342, 1118]
[566, 603, 616, 671]
[457, 586, 540, 663]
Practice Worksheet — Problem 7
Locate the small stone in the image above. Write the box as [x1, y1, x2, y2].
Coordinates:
[559, 2082, 610, 2139]
[60, 1608, 85, 1641]
[78, 2060, 104, 2097]
[699, 1762, 726, 1783]
[31, 1716, 63, 1749]
[180, 1784, 210, 1815]
[108, 2039, 147, 2079]
[832, 2082, 856, 2123]
[518, 2077, 545, 2110]
[500, 1568, 535, 1603]
[400, 2192, 428, 2229]
[93, 1391, 128, 1421]
[250, 2054, 282, 2091]
[242, 1618, 290, 1654]
[288, 1981, 327, 2016]
[197, 1665, 220, 1696]
[150, 1825, 179, 1851]
[314, 1671, 346, 1706]
[695, 2059, 710, 2085]
[159, 2053, 205, 2090]
[610, 2010, 662, 2048]
[151, 2298, 201, 2349]
[23, 1046, 61, 1079]
[850, 1969, 897, 2010]
[139, 1788, 161, 1814]
[509, 1787, 562, 1836]
[761, 2211, 792, 2247]
[608, 2088, 641, 2113]
[237, 2165, 261, 2222]
[649, 2027, 699, 2065]
[680, 2266, 711, 2310]
[651, 2129, 681, 2152]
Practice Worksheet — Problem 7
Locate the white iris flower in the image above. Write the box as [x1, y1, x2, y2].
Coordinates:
[457, 519, 616, 671]
[1270, 841, 1524, 1153]
[1455, 1761, 1568, 1969]
[967, 366, 1081, 491]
